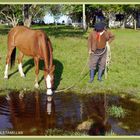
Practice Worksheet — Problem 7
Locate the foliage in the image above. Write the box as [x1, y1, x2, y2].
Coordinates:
[45, 4, 82, 23]
[0, 5, 22, 27]
[62, 4, 82, 14]
[85, 4, 140, 29]
[107, 105, 127, 118]
[46, 128, 88, 136]
[30, 5, 47, 20]
[43, 4, 62, 24]
[0, 5, 47, 27]
[23, 4, 47, 27]
[105, 130, 117, 136]
[62, 5, 83, 22]
[47, 4, 62, 16]
[86, 4, 140, 15]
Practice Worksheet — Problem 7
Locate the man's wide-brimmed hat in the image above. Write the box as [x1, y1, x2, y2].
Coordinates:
[94, 22, 106, 32]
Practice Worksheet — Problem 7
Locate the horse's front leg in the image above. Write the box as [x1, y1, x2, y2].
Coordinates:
[34, 57, 39, 88]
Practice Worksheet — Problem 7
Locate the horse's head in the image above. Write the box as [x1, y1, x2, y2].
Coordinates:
[45, 65, 55, 95]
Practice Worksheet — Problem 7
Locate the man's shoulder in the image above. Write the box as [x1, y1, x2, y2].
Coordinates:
[105, 29, 113, 34]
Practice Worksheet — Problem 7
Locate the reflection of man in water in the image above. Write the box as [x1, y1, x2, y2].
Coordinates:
[79, 94, 111, 135]
[88, 122, 106, 135]
[89, 94, 111, 135]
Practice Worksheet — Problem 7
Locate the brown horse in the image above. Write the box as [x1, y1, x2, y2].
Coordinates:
[4, 26, 55, 95]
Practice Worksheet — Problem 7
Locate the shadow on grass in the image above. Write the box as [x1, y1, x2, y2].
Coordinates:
[0, 26, 10, 35]
[8, 58, 63, 90]
[0, 25, 86, 38]
[32, 25, 86, 38]
[22, 58, 63, 89]
[8, 69, 18, 79]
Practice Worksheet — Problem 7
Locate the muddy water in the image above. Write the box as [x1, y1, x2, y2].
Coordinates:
[0, 91, 140, 136]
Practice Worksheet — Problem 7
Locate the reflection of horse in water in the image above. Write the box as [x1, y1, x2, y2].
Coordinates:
[5, 92, 83, 135]
[6, 92, 55, 135]
[4, 26, 55, 95]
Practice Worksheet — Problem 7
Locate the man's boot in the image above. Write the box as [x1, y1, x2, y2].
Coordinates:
[98, 69, 103, 81]
[89, 69, 95, 83]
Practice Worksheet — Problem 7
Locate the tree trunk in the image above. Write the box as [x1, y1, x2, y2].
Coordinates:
[120, 20, 125, 29]
[134, 18, 137, 30]
[12, 20, 18, 27]
[82, 4, 87, 31]
[24, 16, 32, 27]
[23, 4, 32, 27]
[107, 12, 112, 28]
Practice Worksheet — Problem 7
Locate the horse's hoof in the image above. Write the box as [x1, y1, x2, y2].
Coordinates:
[21, 74, 25, 78]
[88, 79, 94, 83]
[34, 83, 39, 88]
[4, 76, 8, 79]
[98, 79, 102, 82]
[47, 96, 53, 102]
[46, 90, 53, 96]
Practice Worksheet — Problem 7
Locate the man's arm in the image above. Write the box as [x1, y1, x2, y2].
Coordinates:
[108, 31, 115, 44]
[88, 32, 93, 54]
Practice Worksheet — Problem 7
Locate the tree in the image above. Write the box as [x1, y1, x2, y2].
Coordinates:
[99, 5, 125, 28]
[0, 5, 22, 27]
[61, 4, 87, 29]
[48, 4, 62, 24]
[23, 4, 47, 27]
[47, 4, 84, 29]
[86, 5, 125, 28]
[83, 4, 87, 31]
[22, 4, 32, 27]
[85, 4, 140, 29]
[62, 4, 82, 23]
[0, 5, 47, 27]
[122, 5, 140, 30]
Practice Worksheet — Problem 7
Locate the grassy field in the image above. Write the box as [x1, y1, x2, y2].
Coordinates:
[0, 25, 140, 97]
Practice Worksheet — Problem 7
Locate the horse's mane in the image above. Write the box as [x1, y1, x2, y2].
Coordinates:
[46, 37, 53, 69]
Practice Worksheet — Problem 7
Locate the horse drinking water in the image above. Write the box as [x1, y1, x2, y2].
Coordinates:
[4, 26, 55, 95]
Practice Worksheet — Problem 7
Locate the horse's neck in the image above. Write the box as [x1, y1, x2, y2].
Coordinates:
[47, 39, 53, 68]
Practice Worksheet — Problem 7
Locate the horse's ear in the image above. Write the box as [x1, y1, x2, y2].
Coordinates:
[50, 65, 55, 74]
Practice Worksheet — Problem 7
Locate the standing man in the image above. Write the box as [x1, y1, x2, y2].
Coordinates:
[88, 22, 115, 83]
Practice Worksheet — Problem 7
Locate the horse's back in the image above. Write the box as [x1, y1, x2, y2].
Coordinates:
[8, 26, 46, 46]
[9, 26, 37, 39]
[9, 26, 46, 37]
[9, 26, 30, 36]
[8, 26, 50, 57]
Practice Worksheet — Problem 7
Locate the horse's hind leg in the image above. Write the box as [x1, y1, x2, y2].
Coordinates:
[4, 46, 15, 79]
[17, 51, 25, 78]
[34, 57, 39, 88]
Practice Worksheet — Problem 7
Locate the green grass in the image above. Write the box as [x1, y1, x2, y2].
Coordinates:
[0, 24, 140, 96]
[45, 128, 88, 136]
[107, 105, 127, 118]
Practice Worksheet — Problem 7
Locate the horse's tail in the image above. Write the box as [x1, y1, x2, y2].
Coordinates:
[10, 48, 16, 69]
